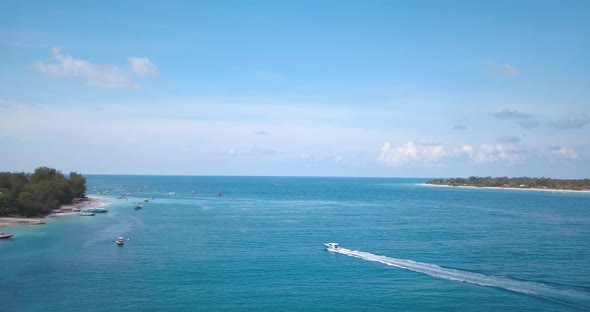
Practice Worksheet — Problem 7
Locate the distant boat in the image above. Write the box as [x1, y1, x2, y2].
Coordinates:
[29, 220, 45, 225]
[0, 231, 14, 239]
[134, 204, 143, 210]
[168, 192, 176, 196]
[213, 193, 222, 197]
[72, 208, 82, 212]
[116, 237, 124, 246]
[116, 194, 127, 199]
[83, 207, 108, 213]
[143, 198, 149, 202]
[192, 191, 196, 195]
[323, 242, 340, 251]
[80, 212, 95, 216]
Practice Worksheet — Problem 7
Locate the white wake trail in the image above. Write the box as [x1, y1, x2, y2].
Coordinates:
[333, 247, 590, 306]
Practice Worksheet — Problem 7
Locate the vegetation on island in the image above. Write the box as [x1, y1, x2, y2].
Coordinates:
[426, 176, 590, 191]
[0, 167, 87, 217]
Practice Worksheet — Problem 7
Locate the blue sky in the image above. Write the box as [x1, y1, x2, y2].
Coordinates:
[1, 1, 589, 178]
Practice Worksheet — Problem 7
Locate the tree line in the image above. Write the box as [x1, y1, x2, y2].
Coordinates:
[0, 167, 87, 217]
[427, 176, 590, 190]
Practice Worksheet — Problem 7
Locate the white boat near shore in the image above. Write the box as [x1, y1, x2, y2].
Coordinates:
[82, 207, 108, 213]
[0, 231, 14, 239]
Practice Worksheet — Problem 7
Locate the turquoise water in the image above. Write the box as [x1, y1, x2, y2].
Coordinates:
[2, 176, 590, 311]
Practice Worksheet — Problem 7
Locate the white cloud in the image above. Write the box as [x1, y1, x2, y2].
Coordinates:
[298, 153, 312, 160]
[551, 147, 577, 159]
[501, 64, 520, 76]
[558, 76, 576, 84]
[496, 136, 521, 143]
[518, 120, 540, 129]
[33, 48, 134, 88]
[462, 144, 525, 163]
[461, 145, 474, 154]
[490, 63, 520, 77]
[551, 112, 590, 130]
[493, 109, 532, 119]
[129, 57, 158, 77]
[378, 141, 446, 166]
[33, 48, 157, 88]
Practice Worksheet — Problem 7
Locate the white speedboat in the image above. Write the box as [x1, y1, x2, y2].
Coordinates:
[324, 242, 340, 251]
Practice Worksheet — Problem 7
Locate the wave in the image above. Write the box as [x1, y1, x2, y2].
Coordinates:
[334, 247, 590, 307]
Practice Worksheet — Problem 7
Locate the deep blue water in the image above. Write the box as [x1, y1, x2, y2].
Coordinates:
[1, 176, 590, 311]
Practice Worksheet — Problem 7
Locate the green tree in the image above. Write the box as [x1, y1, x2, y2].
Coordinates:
[69, 172, 87, 198]
[0, 192, 16, 215]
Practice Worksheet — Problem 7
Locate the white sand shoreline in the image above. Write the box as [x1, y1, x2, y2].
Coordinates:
[0, 196, 111, 229]
[421, 183, 590, 194]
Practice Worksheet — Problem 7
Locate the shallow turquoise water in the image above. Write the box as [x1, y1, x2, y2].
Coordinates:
[1, 176, 589, 311]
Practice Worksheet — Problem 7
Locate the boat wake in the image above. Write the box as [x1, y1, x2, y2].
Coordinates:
[333, 247, 590, 307]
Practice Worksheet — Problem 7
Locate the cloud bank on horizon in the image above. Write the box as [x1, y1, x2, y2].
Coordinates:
[0, 1, 588, 178]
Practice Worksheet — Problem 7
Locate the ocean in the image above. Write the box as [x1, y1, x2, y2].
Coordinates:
[1, 176, 589, 311]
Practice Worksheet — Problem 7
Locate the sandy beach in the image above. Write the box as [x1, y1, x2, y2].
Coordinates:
[0, 196, 110, 228]
[421, 183, 590, 194]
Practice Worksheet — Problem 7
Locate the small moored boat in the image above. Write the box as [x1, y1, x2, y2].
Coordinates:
[116, 237, 124, 246]
[324, 242, 340, 251]
[80, 212, 95, 216]
[83, 207, 108, 213]
[0, 232, 14, 239]
[134, 204, 143, 210]
[29, 220, 45, 225]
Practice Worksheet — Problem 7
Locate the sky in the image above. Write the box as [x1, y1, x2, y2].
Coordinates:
[0, 0, 589, 178]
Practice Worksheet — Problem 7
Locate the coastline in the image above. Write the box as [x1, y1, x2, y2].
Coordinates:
[421, 183, 590, 194]
[0, 196, 110, 229]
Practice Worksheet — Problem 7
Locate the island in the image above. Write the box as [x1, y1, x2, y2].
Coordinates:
[426, 176, 590, 191]
[0, 167, 87, 218]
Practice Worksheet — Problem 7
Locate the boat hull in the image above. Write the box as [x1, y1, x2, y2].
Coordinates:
[0, 234, 14, 239]
[83, 208, 108, 213]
